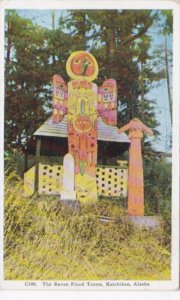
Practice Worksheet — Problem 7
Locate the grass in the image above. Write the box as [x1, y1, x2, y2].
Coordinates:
[4, 172, 171, 280]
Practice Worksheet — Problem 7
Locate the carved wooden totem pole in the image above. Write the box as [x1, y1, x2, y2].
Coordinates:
[52, 51, 117, 203]
[119, 118, 153, 216]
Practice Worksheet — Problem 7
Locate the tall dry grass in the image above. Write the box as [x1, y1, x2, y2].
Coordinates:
[4, 172, 171, 280]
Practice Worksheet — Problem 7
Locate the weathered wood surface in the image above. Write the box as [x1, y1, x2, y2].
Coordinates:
[61, 153, 76, 200]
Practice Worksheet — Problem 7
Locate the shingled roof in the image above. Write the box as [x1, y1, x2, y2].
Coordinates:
[34, 115, 130, 144]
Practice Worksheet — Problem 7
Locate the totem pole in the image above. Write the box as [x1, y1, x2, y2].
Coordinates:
[119, 118, 153, 216]
[52, 51, 117, 203]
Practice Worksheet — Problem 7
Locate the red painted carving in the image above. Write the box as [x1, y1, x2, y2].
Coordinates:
[52, 75, 68, 123]
[98, 79, 117, 125]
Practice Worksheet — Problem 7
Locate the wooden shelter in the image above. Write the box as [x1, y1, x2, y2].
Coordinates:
[24, 115, 130, 198]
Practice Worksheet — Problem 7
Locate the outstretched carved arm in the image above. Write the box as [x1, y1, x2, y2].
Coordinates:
[142, 124, 154, 136]
[118, 123, 131, 133]
[52, 75, 68, 123]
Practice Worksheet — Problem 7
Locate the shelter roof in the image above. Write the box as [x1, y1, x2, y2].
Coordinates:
[33, 115, 130, 143]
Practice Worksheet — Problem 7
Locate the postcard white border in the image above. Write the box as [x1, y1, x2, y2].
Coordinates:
[0, 0, 179, 291]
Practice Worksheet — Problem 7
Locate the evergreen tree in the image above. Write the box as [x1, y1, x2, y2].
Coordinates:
[5, 11, 51, 150]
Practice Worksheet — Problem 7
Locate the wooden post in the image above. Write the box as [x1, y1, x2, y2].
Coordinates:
[24, 151, 28, 172]
[34, 138, 41, 193]
[119, 119, 153, 216]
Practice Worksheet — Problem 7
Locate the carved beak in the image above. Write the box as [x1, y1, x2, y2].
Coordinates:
[81, 58, 88, 75]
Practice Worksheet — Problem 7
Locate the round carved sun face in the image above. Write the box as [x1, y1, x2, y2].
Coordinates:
[71, 53, 95, 77]
[66, 51, 99, 81]
[73, 115, 92, 133]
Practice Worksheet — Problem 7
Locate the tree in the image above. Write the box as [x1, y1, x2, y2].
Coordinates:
[5, 11, 50, 150]
[151, 10, 173, 125]
[162, 10, 173, 125]
[65, 10, 90, 50]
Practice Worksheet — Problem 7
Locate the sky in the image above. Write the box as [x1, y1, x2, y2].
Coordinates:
[8, 9, 173, 152]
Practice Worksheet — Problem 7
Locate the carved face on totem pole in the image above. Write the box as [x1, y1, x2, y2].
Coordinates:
[52, 51, 117, 203]
[66, 51, 99, 81]
[70, 52, 96, 77]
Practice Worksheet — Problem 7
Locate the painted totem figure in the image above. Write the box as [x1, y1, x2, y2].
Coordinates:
[52, 51, 117, 203]
[119, 118, 153, 216]
[52, 75, 68, 123]
[98, 79, 117, 125]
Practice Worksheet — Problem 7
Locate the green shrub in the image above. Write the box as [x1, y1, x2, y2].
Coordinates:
[5, 149, 25, 178]
[144, 157, 171, 220]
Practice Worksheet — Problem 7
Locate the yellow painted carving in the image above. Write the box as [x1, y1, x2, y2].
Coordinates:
[67, 80, 98, 202]
[68, 81, 97, 128]
[75, 173, 97, 203]
[66, 51, 99, 82]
